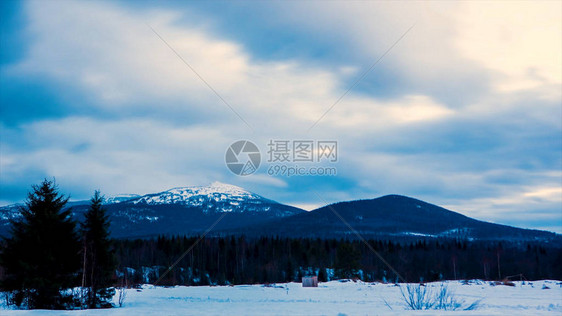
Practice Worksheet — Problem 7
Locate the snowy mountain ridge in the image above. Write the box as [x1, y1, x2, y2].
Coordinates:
[1, 184, 559, 241]
[104, 194, 141, 204]
[0, 181, 305, 238]
[130, 182, 260, 206]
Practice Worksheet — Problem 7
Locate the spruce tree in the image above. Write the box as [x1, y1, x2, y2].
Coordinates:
[335, 242, 361, 279]
[318, 267, 328, 282]
[0, 179, 81, 309]
[81, 191, 116, 308]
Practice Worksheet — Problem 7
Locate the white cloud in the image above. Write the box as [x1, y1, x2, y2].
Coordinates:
[290, 203, 321, 212]
[2, 1, 560, 232]
[1, 117, 229, 197]
[269, 1, 561, 103]
[9, 0, 338, 133]
[236, 174, 288, 189]
[323, 95, 454, 129]
[455, 1, 562, 96]
[443, 182, 562, 233]
[11, 0, 469, 135]
[12, 1, 248, 110]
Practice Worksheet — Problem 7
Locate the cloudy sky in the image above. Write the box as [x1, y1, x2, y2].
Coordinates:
[1, 1, 561, 232]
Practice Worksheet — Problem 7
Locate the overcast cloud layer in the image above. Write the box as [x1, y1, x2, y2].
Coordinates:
[1, 1, 561, 232]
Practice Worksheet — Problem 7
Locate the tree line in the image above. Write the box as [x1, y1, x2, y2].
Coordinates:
[115, 234, 562, 286]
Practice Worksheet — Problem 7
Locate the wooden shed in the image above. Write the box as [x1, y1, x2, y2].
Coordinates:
[302, 276, 318, 287]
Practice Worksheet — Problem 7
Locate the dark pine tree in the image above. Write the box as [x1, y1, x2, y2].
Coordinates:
[335, 242, 361, 279]
[317, 267, 328, 282]
[0, 179, 81, 309]
[82, 191, 116, 308]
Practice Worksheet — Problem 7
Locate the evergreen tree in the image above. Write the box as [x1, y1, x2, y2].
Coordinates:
[0, 179, 81, 309]
[335, 242, 361, 279]
[318, 267, 328, 282]
[82, 191, 116, 308]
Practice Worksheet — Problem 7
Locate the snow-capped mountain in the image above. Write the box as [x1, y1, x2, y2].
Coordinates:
[100, 182, 305, 237]
[126, 182, 270, 213]
[133, 182, 255, 204]
[104, 194, 141, 204]
[0, 204, 22, 222]
[0, 182, 305, 238]
[1, 185, 559, 242]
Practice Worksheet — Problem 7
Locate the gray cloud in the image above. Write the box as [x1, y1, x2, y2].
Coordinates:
[1, 1, 560, 233]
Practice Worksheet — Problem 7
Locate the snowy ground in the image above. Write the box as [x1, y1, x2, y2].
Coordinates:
[1, 280, 561, 315]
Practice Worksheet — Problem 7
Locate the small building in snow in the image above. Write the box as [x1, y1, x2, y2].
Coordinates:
[302, 276, 318, 287]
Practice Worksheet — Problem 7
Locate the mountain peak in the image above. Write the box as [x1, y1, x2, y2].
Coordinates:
[128, 182, 262, 209]
[160, 182, 254, 199]
[189, 181, 250, 195]
[210, 181, 241, 188]
[104, 194, 141, 204]
[102, 181, 305, 220]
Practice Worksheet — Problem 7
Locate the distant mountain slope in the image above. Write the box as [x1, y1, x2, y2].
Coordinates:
[0, 187, 559, 242]
[0, 182, 305, 238]
[126, 182, 295, 216]
[225, 195, 560, 242]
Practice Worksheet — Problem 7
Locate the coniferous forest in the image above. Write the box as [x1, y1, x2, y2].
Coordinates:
[115, 235, 562, 287]
[1, 180, 561, 310]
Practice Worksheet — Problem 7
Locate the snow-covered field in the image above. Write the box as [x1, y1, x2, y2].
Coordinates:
[1, 280, 561, 315]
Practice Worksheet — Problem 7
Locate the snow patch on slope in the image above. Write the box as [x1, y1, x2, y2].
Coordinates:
[120, 182, 281, 214]
[132, 182, 260, 206]
[104, 194, 141, 204]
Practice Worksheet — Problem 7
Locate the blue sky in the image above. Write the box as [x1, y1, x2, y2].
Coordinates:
[1, 0, 561, 232]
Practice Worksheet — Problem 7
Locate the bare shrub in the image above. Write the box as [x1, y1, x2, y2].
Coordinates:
[400, 282, 481, 311]
[400, 283, 434, 310]
[116, 277, 127, 308]
[117, 287, 126, 308]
